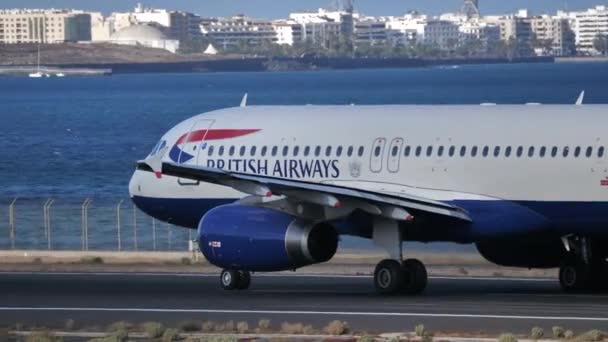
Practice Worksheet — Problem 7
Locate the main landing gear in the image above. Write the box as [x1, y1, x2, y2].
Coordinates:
[220, 269, 251, 290]
[373, 218, 428, 295]
[559, 236, 608, 292]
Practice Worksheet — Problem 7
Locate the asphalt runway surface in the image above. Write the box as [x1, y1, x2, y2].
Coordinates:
[1, 271, 608, 334]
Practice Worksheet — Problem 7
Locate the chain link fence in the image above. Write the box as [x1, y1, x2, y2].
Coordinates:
[0, 198, 194, 251]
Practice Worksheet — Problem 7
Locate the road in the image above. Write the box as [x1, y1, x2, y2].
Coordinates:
[1, 271, 608, 334]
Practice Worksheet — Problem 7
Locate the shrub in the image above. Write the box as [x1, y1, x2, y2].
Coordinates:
[553, 326, 566, 339]
[202, 337, 238, 342]
[142, 322, 165, 338]
[26, 331, 63, 342]
[180, 257, 192, 265]
[531, 327, 545, 340]
[415, 324, 427, 337]
[565, 330, 575, 339]
[236, 321, 249, 334]
[302, 325, 315, 335]
[324, 320, 349, 335]
[578, 330, 607, 342]
[498, 333, 518, 342]
[258, 319, 271, 331]
[201, 321, 217, 332]
[281, 322, 305, 334]
[64, 319, 76, 331]
[162, 328, 180, 342]
[358, 336, 376, 342]
[81, 256, 104, 264]
[179, 321, 200, 332]
[107, 321, 132, 332]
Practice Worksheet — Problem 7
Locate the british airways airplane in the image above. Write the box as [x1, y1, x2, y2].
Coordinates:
[130, 98, 608, 295]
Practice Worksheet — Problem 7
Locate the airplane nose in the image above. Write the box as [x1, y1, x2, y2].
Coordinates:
[129, 169, 143, 199]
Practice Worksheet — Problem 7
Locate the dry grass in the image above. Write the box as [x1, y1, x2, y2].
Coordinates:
[236, 321, 249, 334]
[324, 320, 349, 335]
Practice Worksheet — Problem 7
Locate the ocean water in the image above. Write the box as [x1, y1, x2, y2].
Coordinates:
[1, 62, 608, 251]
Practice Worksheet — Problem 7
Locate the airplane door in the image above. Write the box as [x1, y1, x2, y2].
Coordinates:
[177, 119, 215, 186]
[387, 138, 403, 173]
[370, 138, 386, 173]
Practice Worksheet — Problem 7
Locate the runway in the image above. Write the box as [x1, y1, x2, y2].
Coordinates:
[1, 271, 608, 334]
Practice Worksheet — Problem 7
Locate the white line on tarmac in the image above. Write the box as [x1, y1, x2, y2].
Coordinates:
[0, 307, 606, 321]
[0, 271, 555, 282]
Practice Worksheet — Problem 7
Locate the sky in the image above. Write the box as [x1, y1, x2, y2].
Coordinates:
[0, 0, 606, 18]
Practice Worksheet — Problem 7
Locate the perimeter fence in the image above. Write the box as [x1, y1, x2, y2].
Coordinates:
[0, 198, 195, 251]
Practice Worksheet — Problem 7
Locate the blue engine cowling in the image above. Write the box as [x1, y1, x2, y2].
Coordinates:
[198, 204, 338, 272]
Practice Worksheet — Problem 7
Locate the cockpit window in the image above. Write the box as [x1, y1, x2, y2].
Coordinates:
[149, 140, 166, 156]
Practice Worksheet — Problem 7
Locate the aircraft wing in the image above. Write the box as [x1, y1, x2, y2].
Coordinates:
[138, 156, 472, 223]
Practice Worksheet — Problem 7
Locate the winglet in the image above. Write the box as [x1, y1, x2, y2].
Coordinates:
[140, 147, 168, 179]
[576, 90, 585, 106]
[240, 93, 248, 107]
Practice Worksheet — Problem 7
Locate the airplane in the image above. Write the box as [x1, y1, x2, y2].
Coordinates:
[130, 93, 608, 295]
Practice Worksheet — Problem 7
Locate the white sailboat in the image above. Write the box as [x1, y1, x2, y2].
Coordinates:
[29, 44, 48, 78]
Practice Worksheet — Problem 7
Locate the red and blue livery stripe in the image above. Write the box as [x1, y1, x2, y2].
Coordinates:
[169, 129, 260, 163]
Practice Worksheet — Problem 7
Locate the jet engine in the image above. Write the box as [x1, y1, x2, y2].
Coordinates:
[198, 204, 338, 272]
[476, 237, 567, 268]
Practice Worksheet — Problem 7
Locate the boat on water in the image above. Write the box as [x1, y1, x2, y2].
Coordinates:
[28, 44, 51, 78]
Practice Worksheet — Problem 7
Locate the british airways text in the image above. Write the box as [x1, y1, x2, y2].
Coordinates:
[206, 159, 340, 179]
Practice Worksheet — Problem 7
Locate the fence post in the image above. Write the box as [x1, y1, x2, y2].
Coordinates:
[43, 199, 52, 238]
[152, 218, 156, 251]
[81, 198, 92, 251]
[132, 205, 138, 251]
[46, 199, 55, 250]
[9, 198, 17, 250]
[167, 222, 172, 251]
[116, 200, 124, 251]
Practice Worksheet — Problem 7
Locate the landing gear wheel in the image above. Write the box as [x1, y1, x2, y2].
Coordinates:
[220, 269, 240, 290]
[401, 259, 428, 295]
[559, 258, 590, 292]
[236, 271, 251, 290]
[374, 259, 404, 295]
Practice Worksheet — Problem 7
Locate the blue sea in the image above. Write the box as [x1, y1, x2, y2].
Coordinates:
[1, 62, 608, 251]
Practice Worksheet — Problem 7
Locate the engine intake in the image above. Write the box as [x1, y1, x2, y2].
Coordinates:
[198, 204, 338, 272]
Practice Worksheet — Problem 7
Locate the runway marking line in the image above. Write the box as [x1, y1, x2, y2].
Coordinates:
[0, 271, 555, 282]
[0, 307, 607, 321]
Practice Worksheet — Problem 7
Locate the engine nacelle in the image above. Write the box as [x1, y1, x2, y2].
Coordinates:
[476, 237, 567, 268]
[198, 204, 338, 272]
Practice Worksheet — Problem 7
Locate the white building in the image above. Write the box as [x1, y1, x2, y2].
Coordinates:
[386, 14, 459, 49]
[288, 8, 356, 45]
[109, 24, 180, 53]
[201, 15, 277, 49]
[0, 9, 91, 44]
[273, 21, 302, 46]
[557, 5, 608, 54]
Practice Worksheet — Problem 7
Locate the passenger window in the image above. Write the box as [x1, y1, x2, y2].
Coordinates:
[219, 146, 225, 156]
[261, 146, 267, 157]
[282, 146, 289, 157]
[374, 146, 382, 157]
[250, 146, 256, 156]
[358, 146, 365, 157]
[482, 146, 489, 157]
[563, 146, 570, 157]
[471, 146, 478, 157]
[404, 146, 411, 157]
[505, 146, 512, 157]
[599, 147, 605, 158]
[449, 146, 456, 157]
[208, 146, 215, 156]
[415, 146, 422, 157]
[437, 146, 444, 157]
[240, 146, 246, 156]
[575, 146, 581, 157]
[539, 146, 546, 158]
[326, 146, 332, 157]
[460, 146, 467, 157]
[315, 146, 321, 157]
[304, 146, 311, 157]
[347, 146, 354, 157]
[516, 146, 523, 157]
[229, 146, 235, 157]
[586, 147, 593, 158]
[551, 146, 558, 158]
[336, 146, 343, 157]
[293, 146, 300, 157]
[272, 146, 278, 157]
[493, 146, 500, 157]
[426, 146, 433, 157]
[528, 146, 535, 157]
[391, 145, 399, 157]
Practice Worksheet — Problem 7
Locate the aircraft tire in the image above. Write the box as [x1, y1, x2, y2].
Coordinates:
[401, 259, 428, 295]
[374, 259, 405, 295]
[236, 271, 252, 290]
[559, 258, 591, 292]
[220, 269, 240, 290]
